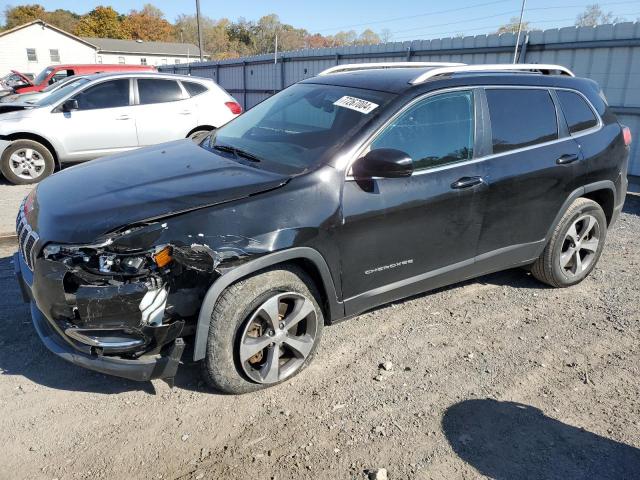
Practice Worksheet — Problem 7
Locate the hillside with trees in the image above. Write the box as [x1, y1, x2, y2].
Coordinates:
[1, 3, 383, 59]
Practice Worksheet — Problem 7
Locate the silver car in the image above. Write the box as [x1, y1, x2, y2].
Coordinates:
[0, 72, 242, 184]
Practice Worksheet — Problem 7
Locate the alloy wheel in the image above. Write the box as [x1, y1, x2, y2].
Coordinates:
[238, 292, 318, 384]
[559, 214, 600, 277]
[9, 148, 46, 180]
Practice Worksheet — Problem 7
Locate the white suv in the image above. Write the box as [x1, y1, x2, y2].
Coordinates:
[0, 72, 242, 184]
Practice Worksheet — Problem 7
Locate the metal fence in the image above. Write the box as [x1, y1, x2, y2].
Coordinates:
[160, 22, 640, 186]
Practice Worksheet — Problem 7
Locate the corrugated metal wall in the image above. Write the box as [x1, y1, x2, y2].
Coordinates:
[161, 22, 640, 183]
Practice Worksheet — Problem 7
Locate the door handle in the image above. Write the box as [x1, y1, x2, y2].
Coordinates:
[451, 176, 484, 189]
[179, 110, 193, 115]
[116, 115, 131, 120]
[556, 153, 579, 165]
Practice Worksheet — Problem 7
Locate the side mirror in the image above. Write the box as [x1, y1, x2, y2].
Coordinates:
[62, 99, 78, 112]
[352, 148, 413, 179]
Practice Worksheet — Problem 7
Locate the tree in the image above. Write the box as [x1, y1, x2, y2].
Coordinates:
[305, 33, 331, 49]
[329, 30, 358, 46]
[356, 29, 381, 45]
[379, 28, 393, 43]
[122, 4, 174, 41]
[496, 17, 530, 34]
[46, 9, 80, 33]
[74, 6, 128, 39]
[575, 4, 625, 27]
[3, 4, 47, 29]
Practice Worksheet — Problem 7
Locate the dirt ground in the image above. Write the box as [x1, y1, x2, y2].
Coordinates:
[1, 194, 639, 480]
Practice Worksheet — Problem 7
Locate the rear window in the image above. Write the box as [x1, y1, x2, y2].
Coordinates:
[556, 90, 598, 134]
[183, 81, 208, 97]
[486, 89, 558, 154]
[137, 79, 183, 104]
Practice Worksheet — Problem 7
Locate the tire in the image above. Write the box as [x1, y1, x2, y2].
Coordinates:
[531, 198, 607, 288]
[201, 266, 324, 394]
[188, 128, 212, 143]
[0, 139, 55, 185]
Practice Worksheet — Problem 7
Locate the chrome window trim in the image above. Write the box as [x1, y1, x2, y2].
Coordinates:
[344, 85, 603, 180]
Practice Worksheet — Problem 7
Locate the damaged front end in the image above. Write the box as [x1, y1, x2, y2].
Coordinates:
[18, 221, 221, 382]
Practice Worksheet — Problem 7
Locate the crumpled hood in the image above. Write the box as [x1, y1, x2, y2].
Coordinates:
[28, 140, 290, 243]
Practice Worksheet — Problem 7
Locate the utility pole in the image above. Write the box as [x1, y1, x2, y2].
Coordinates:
[195, 0, 204, 62]
[274, 34, 278, 64]
[513, 0, 527, 63]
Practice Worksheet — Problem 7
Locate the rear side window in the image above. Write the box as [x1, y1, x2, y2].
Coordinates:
[137, 79, 183, 104]
[556, 90, 598, 134]
[372, 90, 474, 170]
[486, 89, 558, 154]
[75, 79, 130, 110]
[183, 81, 208, 97]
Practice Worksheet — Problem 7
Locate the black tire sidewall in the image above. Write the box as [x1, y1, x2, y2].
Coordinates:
[1, 140, 55, 185]
[549, 202, 607, 286]
[203, 267, 324, 394]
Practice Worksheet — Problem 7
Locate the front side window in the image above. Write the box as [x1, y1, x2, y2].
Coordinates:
[74, 79, 130, 110]
[49, 49, 60, 62]
[556, 90, 598, 134]
[26, 48, 37, 62]
[371, 90, 474, 170]
[486, 88, 558, 154]
[137, 79, 184, 104]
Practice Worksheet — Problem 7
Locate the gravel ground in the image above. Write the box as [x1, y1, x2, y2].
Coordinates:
[0, 180, 32, 237]
[0, 193, 638, 480]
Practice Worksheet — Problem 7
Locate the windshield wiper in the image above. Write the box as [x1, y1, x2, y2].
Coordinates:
[212, 143, 261, 162]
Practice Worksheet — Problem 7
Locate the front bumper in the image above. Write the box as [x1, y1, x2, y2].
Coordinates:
[14, 253, 185, 382]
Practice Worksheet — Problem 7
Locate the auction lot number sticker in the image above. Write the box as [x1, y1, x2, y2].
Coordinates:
[333, 96, 379, 114]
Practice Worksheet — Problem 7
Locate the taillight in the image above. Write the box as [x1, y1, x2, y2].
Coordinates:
[225, 101, 242, 115]
[622, 125, 632, 146]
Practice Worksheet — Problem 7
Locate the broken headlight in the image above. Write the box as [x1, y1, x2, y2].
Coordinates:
[42, 243, 172, 276]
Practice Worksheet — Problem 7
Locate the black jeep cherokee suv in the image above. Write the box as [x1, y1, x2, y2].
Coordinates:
[15, 63, 631, 393]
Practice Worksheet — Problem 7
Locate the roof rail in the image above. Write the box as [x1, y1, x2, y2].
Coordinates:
[318, 62, 465, 76]
[409, 63, 575, 84]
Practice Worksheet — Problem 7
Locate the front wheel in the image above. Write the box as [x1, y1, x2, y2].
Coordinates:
[531, 198, 607, 287]
[201, 266, 324, 394]
[1, 139, 55, 185]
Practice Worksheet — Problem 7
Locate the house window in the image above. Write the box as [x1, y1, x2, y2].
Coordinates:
[118, 57, 125, 64]
[49, 49, 60, 62]
[140, 58, 147, 65]
[175, 59, 181, 64]
[161, 58, 167, 65]
[26, 48, 37, 62]
[97, 55, 103, 64]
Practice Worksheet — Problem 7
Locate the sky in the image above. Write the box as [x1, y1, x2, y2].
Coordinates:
[1, 0, 639, 40]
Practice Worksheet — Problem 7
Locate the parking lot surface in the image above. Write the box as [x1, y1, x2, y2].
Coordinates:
[0, 190, 638, 479]
[0, 181, 31, 237]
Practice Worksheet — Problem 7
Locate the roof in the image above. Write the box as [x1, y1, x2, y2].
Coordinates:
[82, 37, 204, 57]
[0, 20, 97, 49]
[304, 66, 587, 94]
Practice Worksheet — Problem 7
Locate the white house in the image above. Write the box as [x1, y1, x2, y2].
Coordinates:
[0, 20, 205, 77]
[82, 37, 205, 67]
[0, 20, 96, 76]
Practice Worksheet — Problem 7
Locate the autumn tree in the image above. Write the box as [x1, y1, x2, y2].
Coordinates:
[575, 4, 625, 27]
[496, 17, 530, 34]
[356, 28, 381, 45]
[74, 6, 128, 39]
[3, 4, 47, 29]
[122, 4, 174, 41]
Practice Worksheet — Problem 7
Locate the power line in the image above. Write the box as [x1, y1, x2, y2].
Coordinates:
[314, 0, 513, 33]
[389, 0, 640, 36]
[390, 11, 640, 41]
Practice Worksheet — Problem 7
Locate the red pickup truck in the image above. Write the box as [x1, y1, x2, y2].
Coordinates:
[12, 64, 157, 94]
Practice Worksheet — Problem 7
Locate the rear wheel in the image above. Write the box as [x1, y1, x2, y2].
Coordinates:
[531, 198, 607, 287]
[0, 139, 55, 185]
[201, 266, 324, 394]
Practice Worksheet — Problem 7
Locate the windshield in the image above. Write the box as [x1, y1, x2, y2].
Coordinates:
[34, 78, 90, 106]
[204, 83, 394, 171]
[41, 76, 82, 92]
[33, 67, 54, 85]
